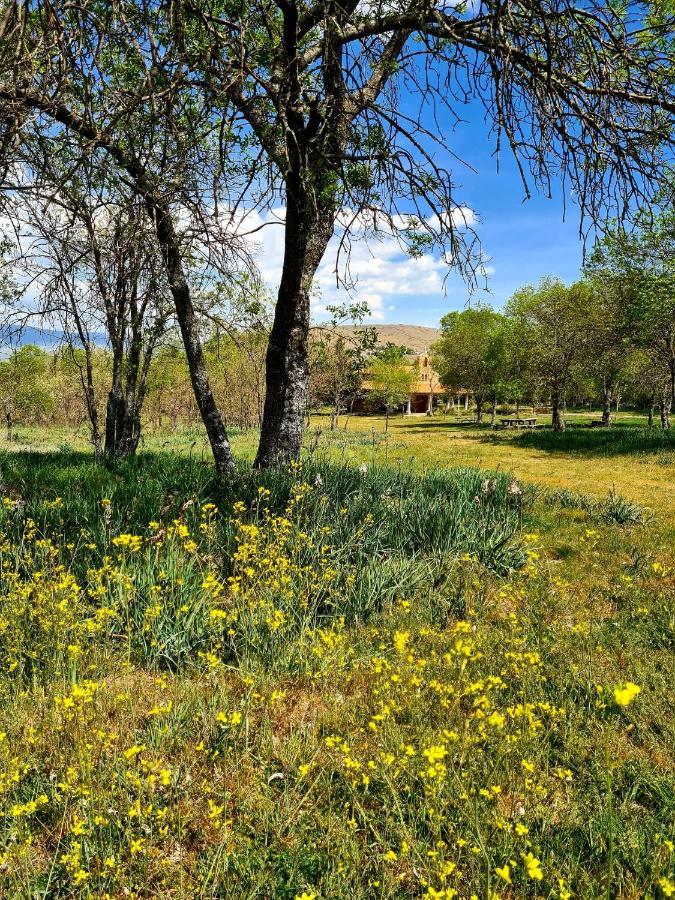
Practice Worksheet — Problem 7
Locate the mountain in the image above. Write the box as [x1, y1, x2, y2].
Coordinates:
[336, 323, 441, 354]
[0, 325, 107, 351]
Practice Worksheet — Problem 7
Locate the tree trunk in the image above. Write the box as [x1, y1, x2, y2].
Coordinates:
[490, 395, 497, 426]
[475, 395, 483, 424]
[648, 392, 655, 428]
[660, 389, 672, 430]
[515, 398, 521, 417]
[151, 200, 235, 475]
[601, 377, 613, 427]
[551, 385, 565, 432]
[5, 409, 12, 442]
[254, 193, 334, 469]
[79, 346, 102, 459]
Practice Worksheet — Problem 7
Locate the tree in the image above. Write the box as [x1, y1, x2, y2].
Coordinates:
[369, 346, 414, 431]
[6, 177, 175, 458]
[506, 279, 595, 431]
[432, 306, 504, 424]
[0, 4, 255, 474]
[578, 279, 639, 426]
[2, 1, 675, 468]
[0, 345, 53, 440]
[586, 211, 675, 429]
[310, 303, 377, 429]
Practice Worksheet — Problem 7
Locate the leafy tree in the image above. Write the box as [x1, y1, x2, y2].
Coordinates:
[506, 279, 596, 431]
[369, 353, 414, 432]
[579, 279, 640, 426]
[309, 303, 377, 430]
[0, 345, 53, 440]
[586, 212, 675, 428]
[432, 306, 504, 423]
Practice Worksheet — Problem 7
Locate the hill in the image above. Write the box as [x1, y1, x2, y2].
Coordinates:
[337, 323, 440, 353]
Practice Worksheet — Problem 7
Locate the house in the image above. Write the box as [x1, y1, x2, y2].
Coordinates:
[339, 325, 472, 415]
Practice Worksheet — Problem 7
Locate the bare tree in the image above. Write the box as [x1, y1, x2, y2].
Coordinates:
[8, 190, 173, 458]
[0, 1, 256, 473]
[171, 0, 675, 465]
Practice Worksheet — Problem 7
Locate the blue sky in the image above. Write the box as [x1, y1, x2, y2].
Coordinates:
[250, 95, 591, 328]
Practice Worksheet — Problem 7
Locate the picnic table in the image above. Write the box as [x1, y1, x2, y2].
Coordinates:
[500, 417, 538, 429]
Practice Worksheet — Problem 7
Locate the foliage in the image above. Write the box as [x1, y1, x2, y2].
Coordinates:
[369, 355, 415, 428]
[0, 445, 670, 897]
[0, 346, 54, 431]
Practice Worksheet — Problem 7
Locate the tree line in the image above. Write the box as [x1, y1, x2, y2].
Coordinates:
[0, 1, 674, 470]
[432, 213, 675, 431]
[0, 331, 268, 444]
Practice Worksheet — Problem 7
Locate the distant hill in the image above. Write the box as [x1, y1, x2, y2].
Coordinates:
[0, 325, 107, 353]
[336, 324, 440, 354]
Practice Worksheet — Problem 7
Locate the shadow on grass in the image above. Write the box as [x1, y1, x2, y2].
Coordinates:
[511, 424, 675, 456]
[396, 420, 675, 457]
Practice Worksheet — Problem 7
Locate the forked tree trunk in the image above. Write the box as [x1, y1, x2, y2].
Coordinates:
[551, 385, 565, 432]
[254, 195, 334, 469]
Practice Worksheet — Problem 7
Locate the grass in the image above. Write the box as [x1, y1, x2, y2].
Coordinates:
[0, 421, 672, 898]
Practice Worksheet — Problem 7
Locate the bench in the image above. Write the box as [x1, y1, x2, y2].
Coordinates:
[501, 417, 538, 429]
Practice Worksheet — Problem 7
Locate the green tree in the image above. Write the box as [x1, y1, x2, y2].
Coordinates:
[310, 303, 377, 430]
[506, 279, 595, 431]
[432, 306, 504, 424]
[586, 212, 675, 428]
[0, 345, 53, 440]
[369, 352, 414, 432]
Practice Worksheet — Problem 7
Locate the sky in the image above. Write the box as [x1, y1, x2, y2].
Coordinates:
[247, 97, 589, 328]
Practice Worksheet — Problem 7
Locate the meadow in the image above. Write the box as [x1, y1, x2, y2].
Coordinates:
[0, 414, 672, 899]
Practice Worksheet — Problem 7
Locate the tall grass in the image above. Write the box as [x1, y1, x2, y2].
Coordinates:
[0, 452, 526, 673]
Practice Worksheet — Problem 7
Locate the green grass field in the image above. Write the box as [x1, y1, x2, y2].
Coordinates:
[0, 416, 672, 898]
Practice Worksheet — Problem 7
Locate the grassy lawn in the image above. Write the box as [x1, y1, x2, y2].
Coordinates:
[0, 420, 672, 898]
[306, 413, 675, 522]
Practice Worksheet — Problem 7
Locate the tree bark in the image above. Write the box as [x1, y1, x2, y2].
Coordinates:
[648, 391, 655, 428]
[601, 377, 613, 427]
[254, 194, 334, 469]
[490, 395, 498, 426]
[151, 200, 235, 475]
[660, 389, 671, 431]
[77, 344, 102, 459]
[551, 385, 565, 432]
[475, 394, 483, 424]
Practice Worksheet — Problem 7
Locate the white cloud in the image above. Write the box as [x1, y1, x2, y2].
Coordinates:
[235, 206, 478, 323]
